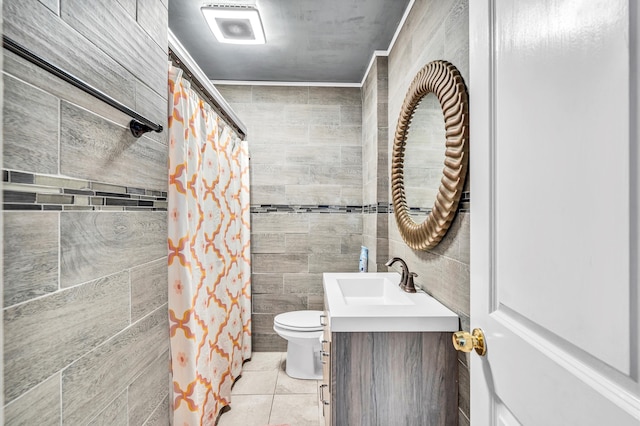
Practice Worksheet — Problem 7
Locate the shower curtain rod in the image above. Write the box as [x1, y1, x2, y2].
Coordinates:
[167, 30, 247, 138]
[2, 35, 164, 138]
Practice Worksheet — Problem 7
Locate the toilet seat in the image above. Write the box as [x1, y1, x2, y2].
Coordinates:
[274, 310, 323, 332]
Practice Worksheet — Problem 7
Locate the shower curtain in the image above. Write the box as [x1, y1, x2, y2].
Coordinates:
[168, 64, 251, 425]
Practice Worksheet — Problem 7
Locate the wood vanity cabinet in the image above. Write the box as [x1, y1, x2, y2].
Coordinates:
[319, 311, 458, 426]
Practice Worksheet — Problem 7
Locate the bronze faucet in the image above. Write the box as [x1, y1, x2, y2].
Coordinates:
[385, 257, 417, 293]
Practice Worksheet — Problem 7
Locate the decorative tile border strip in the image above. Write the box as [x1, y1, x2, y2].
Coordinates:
[362, 203, 390, 214]
[250, 193, 470, 215]
[3, 170, 469, 214]
[2, 169, 168, 211]
[459, 191, 470, 212]
[251, 204, 365, 214]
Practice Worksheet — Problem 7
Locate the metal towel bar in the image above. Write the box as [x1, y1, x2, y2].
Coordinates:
[2, 35, 164, 138]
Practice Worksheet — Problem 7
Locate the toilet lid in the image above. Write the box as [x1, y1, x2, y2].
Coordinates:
[274, 310, 324, 331]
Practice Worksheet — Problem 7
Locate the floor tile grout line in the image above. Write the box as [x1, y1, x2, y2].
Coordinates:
[267, 352, 285, 424]
[268, 393, 276, 425]
[220, 351, 321, 425]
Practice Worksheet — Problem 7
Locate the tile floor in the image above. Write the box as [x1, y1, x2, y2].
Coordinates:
[216, 352, 325, 426]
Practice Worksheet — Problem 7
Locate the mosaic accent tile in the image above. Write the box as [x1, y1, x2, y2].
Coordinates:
[95, 191, 131, 198]
[91, 182, 127, 194]
[74, 196, 90, 206]
[36, 194, 74, 204]
[4, 191, 37, 203]
[34, 175, 91, 189]
[64, 188, 95, 195]
[3, 173, 466, 214]
[94, 206, 124, 211]
[35, 175, 91, 190]
[4, 204, 42, 211]
[3, 169, 168, 211]
[250, 203, 394, 214]
[127, 187, 146, 195]
[4, 182, 62, 195]
[63, 206, 95, 211]
[105, 197, 138, 207]
[10, 171, 35, 184]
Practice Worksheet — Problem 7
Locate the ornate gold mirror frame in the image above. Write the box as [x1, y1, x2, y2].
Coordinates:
[391, 60, 469, 250]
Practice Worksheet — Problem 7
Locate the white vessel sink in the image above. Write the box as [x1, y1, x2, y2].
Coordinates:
[323, 272, 459, 332]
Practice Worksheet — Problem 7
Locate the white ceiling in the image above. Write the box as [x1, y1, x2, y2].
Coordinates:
[168, 0, 412, 84]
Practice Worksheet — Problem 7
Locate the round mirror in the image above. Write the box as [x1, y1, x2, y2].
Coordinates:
[391, 60, 469, 251]
[403, 93, 447, 224]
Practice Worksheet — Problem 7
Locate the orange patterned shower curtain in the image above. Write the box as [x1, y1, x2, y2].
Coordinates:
[168, 65, 251, 425]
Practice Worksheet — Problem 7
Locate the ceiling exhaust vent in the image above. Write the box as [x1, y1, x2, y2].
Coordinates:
[201, 4, 266, 45]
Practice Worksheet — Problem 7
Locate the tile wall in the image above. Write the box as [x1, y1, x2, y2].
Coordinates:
[361, 56, 390, 272]
[216, 85, 364, 351]
[2, 0, 170, 424]
[385, 0, 471, 424]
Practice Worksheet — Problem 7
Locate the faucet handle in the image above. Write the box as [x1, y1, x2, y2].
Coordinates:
[403, 272, 418, 293]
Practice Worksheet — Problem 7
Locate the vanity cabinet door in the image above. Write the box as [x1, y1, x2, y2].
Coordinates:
[320, 312, 331, 425]
[330, 331, 457, 425]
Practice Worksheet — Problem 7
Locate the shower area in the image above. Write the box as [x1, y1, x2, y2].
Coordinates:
[2, 0, 251, 424]
[167, 35, 252, 423]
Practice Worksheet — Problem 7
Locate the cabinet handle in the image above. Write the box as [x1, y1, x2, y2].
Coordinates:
[321, 350, 330, 357]
[320, 383, 330, 419]
[322, 398, 329, 417]
[320, 314, 327, 326]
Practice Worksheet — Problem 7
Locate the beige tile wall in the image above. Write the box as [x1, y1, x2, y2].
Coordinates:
[2, 0, 169, 423]
[217, 85, 364, 351]
[386, 0, 471, 424]
[362, 56, 390, 272]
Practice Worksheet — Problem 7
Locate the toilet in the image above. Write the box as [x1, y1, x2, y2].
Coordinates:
[273, 310, 324, 380]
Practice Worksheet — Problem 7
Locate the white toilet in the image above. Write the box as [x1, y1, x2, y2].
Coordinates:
[273, 310, 324, 380]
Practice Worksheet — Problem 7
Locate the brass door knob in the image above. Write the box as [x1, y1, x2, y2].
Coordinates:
[452, 328, 487, 356]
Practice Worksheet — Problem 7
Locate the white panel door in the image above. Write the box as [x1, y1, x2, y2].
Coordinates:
[469, 0, 640, 424]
